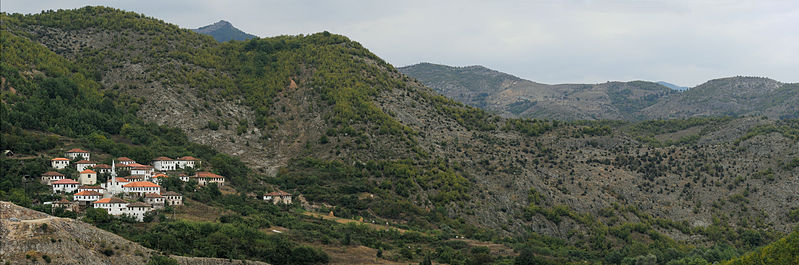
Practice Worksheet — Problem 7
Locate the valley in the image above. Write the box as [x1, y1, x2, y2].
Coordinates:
[1, 6, 798, 265]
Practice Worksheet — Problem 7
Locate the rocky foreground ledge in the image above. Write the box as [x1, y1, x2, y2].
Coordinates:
[0, 201, 267, 265]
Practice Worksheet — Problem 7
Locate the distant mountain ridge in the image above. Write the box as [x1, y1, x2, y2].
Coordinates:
[192, 20, 256, 42]
[657, 81, 689, 91]
[400, 63, 799, 120]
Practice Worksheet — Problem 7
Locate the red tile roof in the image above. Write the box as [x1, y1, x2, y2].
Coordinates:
[152, 156, 173, 161]
[123, 181, 160, 188]
[93, 198, 126, 204]
[128, 202, 152, 208]
[115, 163, 129, 168]
[74, 190, 102, 196]
[79, 185, 103, 190]
[178, 156, 200, 161]
[194, 172, 224, 179]
[93, 164, 112, 169]
[80, 169, 97, 174]
[42, 171, 65, 176]
[55, 198, 72, 204]
[266, 191, 291, 196]
[51, 179, 79, 185]
[161, 191, 182, 196]
[66, 148, 89, 153]
[51, 157, 70, 161]
[128, 163, 153, 169]
[117, 157, 134, 161]
[144, 193, 164, 198]
[152, 174, 168, 178]
[75, 160, 95, 164]
[114, 177, 129, 183]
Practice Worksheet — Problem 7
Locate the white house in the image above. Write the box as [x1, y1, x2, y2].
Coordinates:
[51, 158, 70, 169]
[51, 178, 79, 193]
[152, 157, 177, 171]
[117, 157, 135, 165]
[65, 148, 90, 160]
[181, 172, 225, 186]
[263, 191, 293, 205]
[73, 190, 103, 205]
[177, 156, 200, 169]
[128, 163, 154, 177]
[75, 160, 97, 172]
[41, 171, 66, 185]
[126, 202, 152, 222]
[123, 181, 161, 197]
[144, 193, 165, 209]
[102, 177, 129, 195]
[78, 169, 97, 185]
[77, 185, 105, 194]
[92, 164, 113, 174]
[161, 191, 183, 206]
[151, 173, 168, 185]
[93, 198, 128, 216]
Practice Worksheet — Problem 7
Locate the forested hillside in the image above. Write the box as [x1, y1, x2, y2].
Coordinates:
[2, 7, 798, 264]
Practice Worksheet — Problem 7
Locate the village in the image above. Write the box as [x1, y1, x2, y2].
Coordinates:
[41, 148, 293, 222]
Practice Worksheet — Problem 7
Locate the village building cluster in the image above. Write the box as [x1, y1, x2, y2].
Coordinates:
[42, 148, 225, 221]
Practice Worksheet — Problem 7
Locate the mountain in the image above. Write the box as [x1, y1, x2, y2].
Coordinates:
[657, 81, 689, 91]
[643, 76, 799, 119]
[0, 201, 267, 265]
[399, 63, 677, 120]
[3, 7, 799, 264]
[191, 20, 256, 41]
[400, 63, 799, 120]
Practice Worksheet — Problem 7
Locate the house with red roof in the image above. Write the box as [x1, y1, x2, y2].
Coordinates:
[75, 160, 97, 172]
[102, 177, 129, 195]
[93, 198, 128, 215]
[161, 191, 183, 206]
[152, 157, 177, 171]
[263, 191, 293, 205]
[51, 157, 70, 169]
[51, 178, 79, 193]
[77, 185, 104, 194]
[177, 156, 201, 169]
[126, 202, 153, 221]
[78, 169, 97, 185]
[92, 164, 113, 174]
[117, 157, 135, 165]
[41, 171, 66, 185]
[123, 181, 161, 197]
[144, 193, 165, 209]
[181, 171, 225, 186]
[128, 163, 154, 176]
[74, 190, 103, 205]
[65, 148, 90, 160]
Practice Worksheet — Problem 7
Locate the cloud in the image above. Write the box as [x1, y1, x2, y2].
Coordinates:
[3, 0, 797, 86]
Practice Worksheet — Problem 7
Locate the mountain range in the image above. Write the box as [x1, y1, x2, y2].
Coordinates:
[399, 63, 799, 120]
[191, 20, 256, 42]
[2, 7, 798, 264]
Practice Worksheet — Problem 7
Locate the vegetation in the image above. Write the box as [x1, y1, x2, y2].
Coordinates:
[723, 230, 799, 265]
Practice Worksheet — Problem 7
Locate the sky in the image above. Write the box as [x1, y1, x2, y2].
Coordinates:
[4, 0, 798, 87]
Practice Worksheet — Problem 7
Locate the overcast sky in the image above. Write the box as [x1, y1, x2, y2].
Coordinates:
[4, 0, 798, 87]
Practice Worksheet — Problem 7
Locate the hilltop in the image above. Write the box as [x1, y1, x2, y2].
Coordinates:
[0, 201, 267, 265]
[191, 20, 257, 42]
[400, 63, 799, 120]
[2, 6, 799, 264]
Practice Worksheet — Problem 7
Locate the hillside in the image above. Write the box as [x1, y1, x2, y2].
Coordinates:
[0, 201, 267, 265]
[400, 63, 799, 120]
[2, 6, 799, 265]
[643, 77, 799, 119]
[723, 230, 799, 265]
[191, 20, 257, 42]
